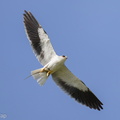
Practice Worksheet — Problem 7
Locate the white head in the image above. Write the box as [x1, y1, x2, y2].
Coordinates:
[61, 55, 67, 59]
[59, 55, 68, 63]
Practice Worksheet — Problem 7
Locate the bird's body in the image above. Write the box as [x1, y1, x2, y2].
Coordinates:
[23, 10, 103, 111]
[43, 55, 67, 74]
[31, 55, 67, 85]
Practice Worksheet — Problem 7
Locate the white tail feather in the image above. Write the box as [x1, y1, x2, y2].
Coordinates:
[31, 68, 48, 86]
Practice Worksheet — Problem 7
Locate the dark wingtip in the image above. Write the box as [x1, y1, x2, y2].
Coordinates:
[23, 10, 42, 55]
[24, 10, 27, 12]
[23, 10, 28, 16]
[24, 10, 29, 13]
[54, 78, 103, 111]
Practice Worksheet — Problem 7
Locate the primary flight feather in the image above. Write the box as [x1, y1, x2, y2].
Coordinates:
[23, 10, 103, 111]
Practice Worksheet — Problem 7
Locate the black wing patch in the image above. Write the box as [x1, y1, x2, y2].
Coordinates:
[54, 78, 103, 111]
[23, 10, 42, 56]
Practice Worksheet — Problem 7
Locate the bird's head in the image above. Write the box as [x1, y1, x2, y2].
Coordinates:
[62, 55, 68, 59]
[58, 55, 67, 64]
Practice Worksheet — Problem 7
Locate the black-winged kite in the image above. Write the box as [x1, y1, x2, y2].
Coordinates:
[23, 10, 103, 111]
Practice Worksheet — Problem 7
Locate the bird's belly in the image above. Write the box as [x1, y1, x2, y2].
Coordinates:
[44, 59, 64, 73]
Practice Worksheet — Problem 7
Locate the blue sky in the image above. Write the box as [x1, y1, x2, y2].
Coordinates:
[1, 0, 120, 119]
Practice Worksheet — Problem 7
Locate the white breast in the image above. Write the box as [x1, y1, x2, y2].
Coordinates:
[44, 55, 67, 73]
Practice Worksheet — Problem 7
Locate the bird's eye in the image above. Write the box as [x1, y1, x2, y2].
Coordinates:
[62, 55, 65, 57]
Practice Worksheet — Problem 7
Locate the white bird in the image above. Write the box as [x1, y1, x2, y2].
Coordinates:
[23, 10, 103, 111]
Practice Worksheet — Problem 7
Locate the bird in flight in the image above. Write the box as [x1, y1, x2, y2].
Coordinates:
[23, 10, 103, 111]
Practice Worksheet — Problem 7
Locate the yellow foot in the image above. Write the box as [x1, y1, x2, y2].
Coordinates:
[46, 70, 53, 77]
[40, 68, 52, 77]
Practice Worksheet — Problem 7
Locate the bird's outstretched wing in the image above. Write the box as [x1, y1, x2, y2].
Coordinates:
[52, 65, 103, 111]
[23, 10, 56, 66]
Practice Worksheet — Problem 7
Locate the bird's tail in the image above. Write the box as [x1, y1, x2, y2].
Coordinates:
[31, 68, 48, 86]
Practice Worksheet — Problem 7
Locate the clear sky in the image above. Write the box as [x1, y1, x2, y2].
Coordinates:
[1, 0, 120, 120]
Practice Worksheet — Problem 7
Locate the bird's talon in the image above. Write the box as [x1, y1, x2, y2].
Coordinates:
[46, 70, 52, 76]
